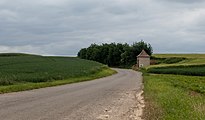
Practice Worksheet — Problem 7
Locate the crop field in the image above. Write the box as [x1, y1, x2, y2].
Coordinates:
[150, 54, 205, 68]
[0, 53, 115, 93]
[153, 54, 205, 58]
[147, 65, 205, 76]
[143, 54, 205, 120]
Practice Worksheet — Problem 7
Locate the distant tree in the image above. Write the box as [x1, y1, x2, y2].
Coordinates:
[132, 40, 153, 55]
[120, 43, 132, 66]
[100, 43, 110, 64]
[129, 40, 153, 65]
[85, 44, 98, 60]
[77, 48, 87, 59]
[77, 40, 153, 67]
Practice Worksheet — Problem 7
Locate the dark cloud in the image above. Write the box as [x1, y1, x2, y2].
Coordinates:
[0, 0, 205, 55]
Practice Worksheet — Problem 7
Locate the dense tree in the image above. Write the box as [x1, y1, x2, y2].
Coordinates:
[77, 48, 87, 59]
[120, 43, 132, 66]
[77, 40, 153, 67]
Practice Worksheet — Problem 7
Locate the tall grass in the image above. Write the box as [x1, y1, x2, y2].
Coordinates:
[143, 54, 205, 120]
[143, 74, 205, 120]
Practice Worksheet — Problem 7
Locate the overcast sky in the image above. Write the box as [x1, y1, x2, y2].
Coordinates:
[0, 0, 205, 55]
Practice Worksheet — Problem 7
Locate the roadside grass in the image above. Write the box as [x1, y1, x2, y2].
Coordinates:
[143, 74, 205, 120]
[0, 54, 117, 93]
[143, 54, 205, 120]
[0, 68, 116, 94]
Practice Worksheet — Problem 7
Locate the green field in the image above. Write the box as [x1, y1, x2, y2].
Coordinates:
[143, 54, 205, 120]
[147, 65, 205, 76]
[153, 54, 205, 59]
[0, 53, 116, 93]
[150, 54, 205, 68]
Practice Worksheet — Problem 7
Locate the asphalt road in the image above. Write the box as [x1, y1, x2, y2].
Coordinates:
[0, 69, 143, 120]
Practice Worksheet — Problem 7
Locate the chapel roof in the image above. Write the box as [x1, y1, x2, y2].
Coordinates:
[137, 50, 150, 58]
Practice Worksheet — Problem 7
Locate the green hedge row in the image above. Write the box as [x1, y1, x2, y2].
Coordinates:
[147, 65, 205, 76]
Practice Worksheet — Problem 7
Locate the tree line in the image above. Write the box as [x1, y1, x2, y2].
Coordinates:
[77, 40, 153, 67]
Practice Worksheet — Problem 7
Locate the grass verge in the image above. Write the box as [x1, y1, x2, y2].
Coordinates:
[0, 68, 116, 94]
[142, 73, 205, 120]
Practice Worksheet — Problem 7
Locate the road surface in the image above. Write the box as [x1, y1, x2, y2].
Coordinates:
[0, 69, 143, 120]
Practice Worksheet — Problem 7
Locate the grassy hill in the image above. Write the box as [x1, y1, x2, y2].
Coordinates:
[0, 53, 116, 93]
[143, 54, 205, 120]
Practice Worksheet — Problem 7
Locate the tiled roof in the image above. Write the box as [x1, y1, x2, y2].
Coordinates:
[137, 50, 150, 58]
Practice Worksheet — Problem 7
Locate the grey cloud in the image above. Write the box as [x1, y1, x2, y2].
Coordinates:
[0, 0, 205, 55]
[159, 0, 204, 4]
